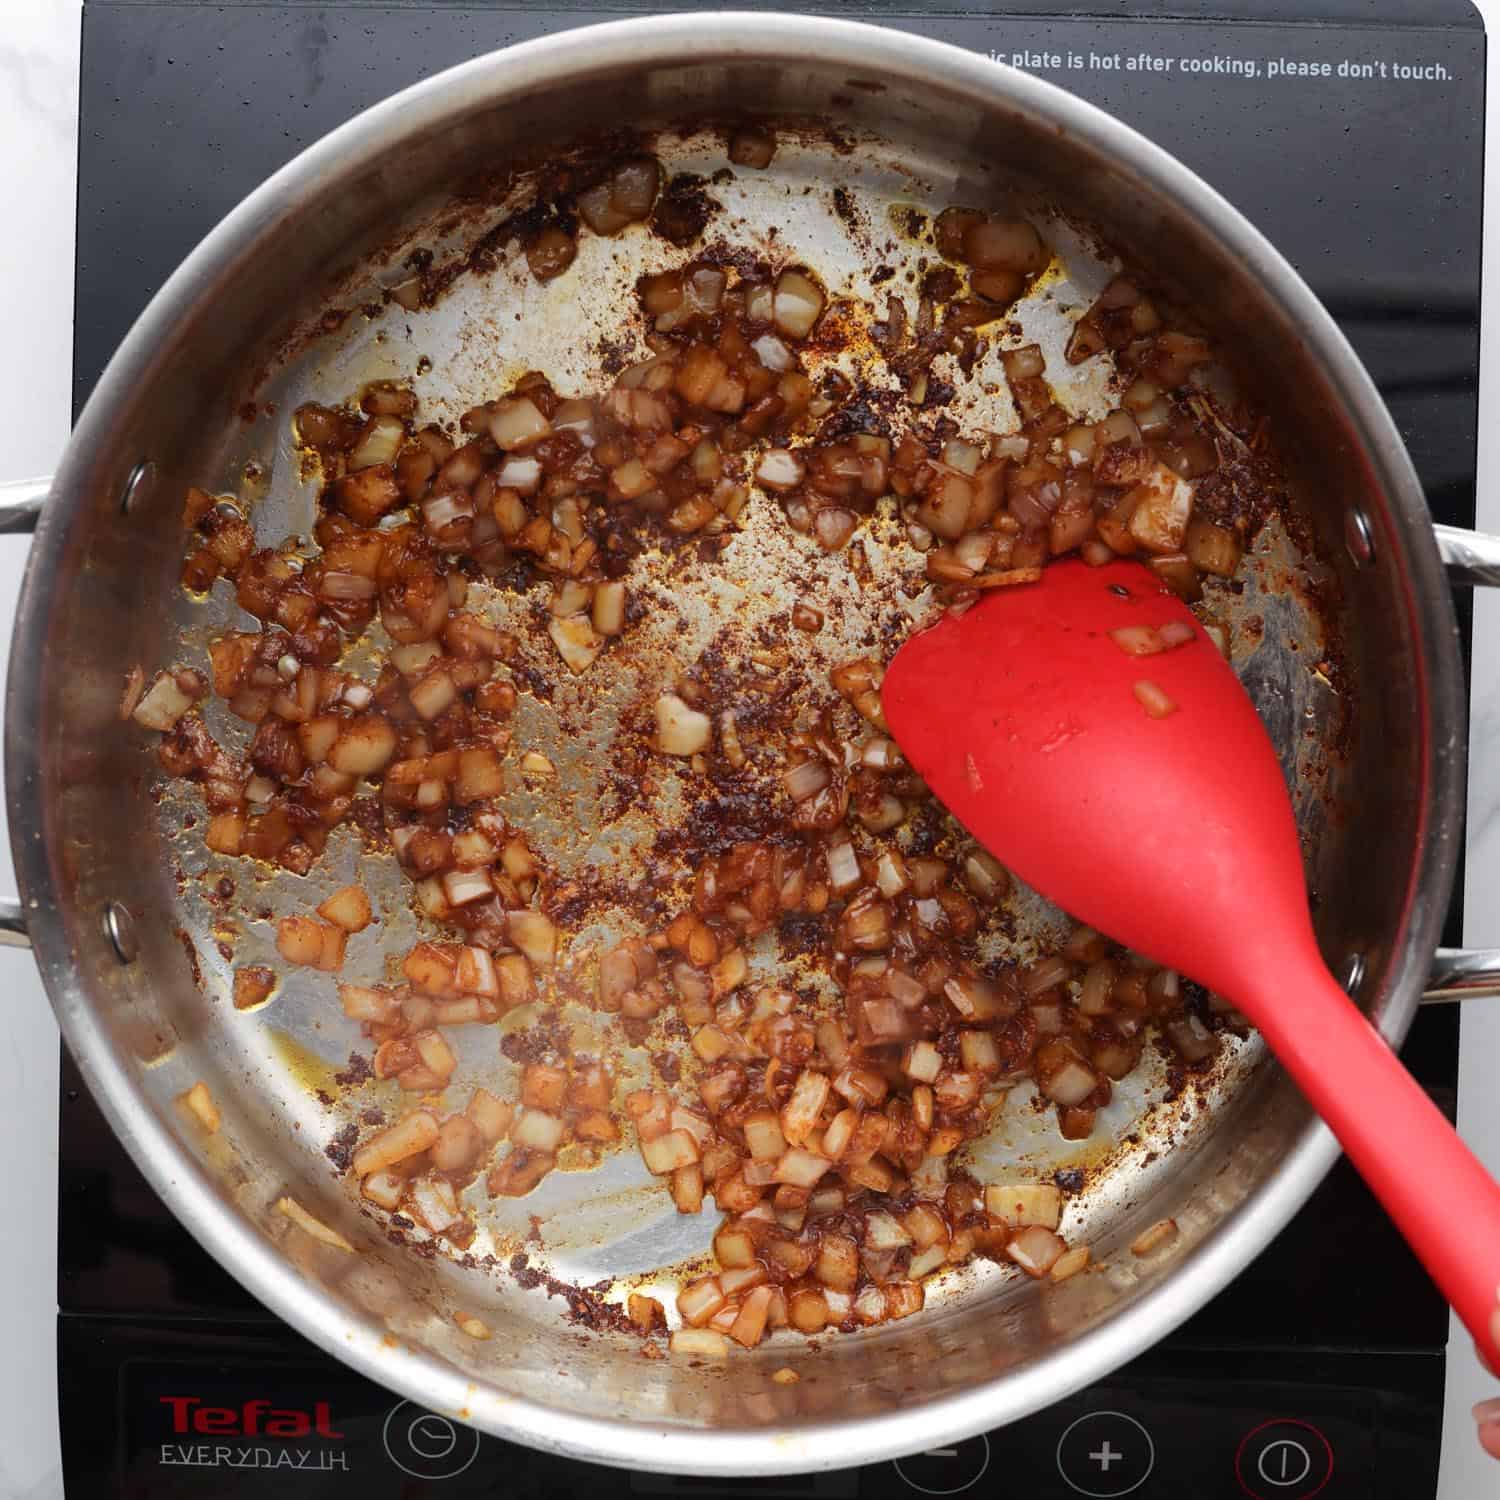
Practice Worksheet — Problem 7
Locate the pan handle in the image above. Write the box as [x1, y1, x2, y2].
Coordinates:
[1435, 523, 1500, 588]
[0, 478, 44, 947]
[0, 899, 28, 948]
[1423, 950, 1500, 1004]
[1422, 525, 1500, 999]
[0, 475, 48, 535]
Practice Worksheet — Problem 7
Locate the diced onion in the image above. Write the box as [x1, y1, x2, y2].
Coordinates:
[392, 641, 442, 676]
[773, 270, 825, 339]
[349, 416, 405, 472]
[592, 580, 626, 637]
[487, 396, 550, 450]
[1166, 1013, 1216, 1063]
[1036, 1041, 1099, 1106]
[959, 1030, 1000, 1074]
[719, 710, 745, 769]
[966, 218, 1046, 272]
[728, 128, 776, 169]
[410, 1175, 461, 1233]
[495, 455, 542, 493]
[1050, 1244, 1091, 1281]
[670, 1328, 728, 1357]
[353, 1111, 437, 1177]
[610, 158, 660, 219]
[317, 884, 373, 932]
[513, 1109, 566, 1153]
[962, 851, 1007, 902]
[1133, 679, 1177, 719]
[864, 1211, 912, 1250]
[455, 1311, 492, 1340]
[506, 910, 557, 967]
[442, 868, 493, 906]
[421, 494, 474, 534]
[642, 1130, 701, 1174]
[751, 334, 794, 372]
[1006, 1224, 1066, 1277]
[1131, 1218, 1179, 1256]
[773, 1148, 832, 1188]
[784, 759, 830, 802]
[180, 1081, 220, 1133]
[577, 185, 628, 237]
[553, 398, 596, 447]
[781, 1069, 830, 1144]
[133, 672, 196, 731]
[904, 1041, 941, 1083]
[985, 1182, 1061, 1230]
[814, 508, 857, 551]
[275, 1196, 356, 1252]
[656, 693, 712, 756]
[549, 615, 605, 675]
[757, 448, 805, 492]
[875, 850, 909, 899]
[1126, 464, 1195, 554]
[1110, 625, 1164, 657]
[826, 841, 861, 894]
[361, 1171, 405, 1210]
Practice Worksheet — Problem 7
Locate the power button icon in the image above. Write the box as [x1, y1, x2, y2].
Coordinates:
[1258, 1439, 1311, 1486]
[1235, 1419, 1333, 1500]
[382, 1400, 482, 1479]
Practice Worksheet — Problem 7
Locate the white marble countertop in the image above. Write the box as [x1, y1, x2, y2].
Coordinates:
[1, 7, 80, 1499]
[2, 2, 1499, 1496]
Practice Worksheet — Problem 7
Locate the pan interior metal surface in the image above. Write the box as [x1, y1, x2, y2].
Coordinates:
[141, 117, 1331, 1409]
[12, 16, 1455, 1475]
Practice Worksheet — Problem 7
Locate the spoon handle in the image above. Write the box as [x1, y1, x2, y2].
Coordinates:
[1253, 961, 1500, 1368]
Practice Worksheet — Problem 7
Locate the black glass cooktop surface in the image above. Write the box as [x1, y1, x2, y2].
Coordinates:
[62, 2, 1482, 1495]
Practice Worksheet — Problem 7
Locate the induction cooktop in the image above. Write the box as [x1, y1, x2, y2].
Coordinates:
[60, 3, 1482, 1496]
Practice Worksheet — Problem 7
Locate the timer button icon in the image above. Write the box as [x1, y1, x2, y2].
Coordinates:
[381, 1400, 481, 1480]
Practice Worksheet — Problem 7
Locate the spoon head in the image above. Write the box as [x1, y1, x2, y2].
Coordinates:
[881, 559, 1311, 1000]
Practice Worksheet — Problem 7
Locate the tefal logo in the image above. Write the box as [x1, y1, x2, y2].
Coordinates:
[159, 1396, 345, 1439]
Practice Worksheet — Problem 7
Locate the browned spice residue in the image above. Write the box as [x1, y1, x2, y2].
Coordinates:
[325, 1121, 360, 1172]
[652, 173, 721, 247]
[508, 1251, 636, 1335]
[334, 1052, 373, 1088]
[174, 928, 203, 990]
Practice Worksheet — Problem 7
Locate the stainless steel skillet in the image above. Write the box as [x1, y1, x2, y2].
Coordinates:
[5, 11, 1500, 1476]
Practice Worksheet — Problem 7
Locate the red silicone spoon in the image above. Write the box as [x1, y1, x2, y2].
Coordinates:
[882, 556, 1500, 1366]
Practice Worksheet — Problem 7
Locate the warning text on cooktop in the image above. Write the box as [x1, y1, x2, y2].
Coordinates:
[1000, 50, 1452, 83]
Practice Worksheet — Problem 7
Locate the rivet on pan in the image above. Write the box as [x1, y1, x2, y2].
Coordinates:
[118, 459, 152, 515]
[103, 901, 139, 964]
[1338, 952, 1366, 995]
[1344, 508, 1375, 568]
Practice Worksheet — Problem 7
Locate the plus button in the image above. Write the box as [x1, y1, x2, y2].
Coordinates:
[1090, 1441, 1123, 1472]
[1056, 1411, 1156, 1497]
